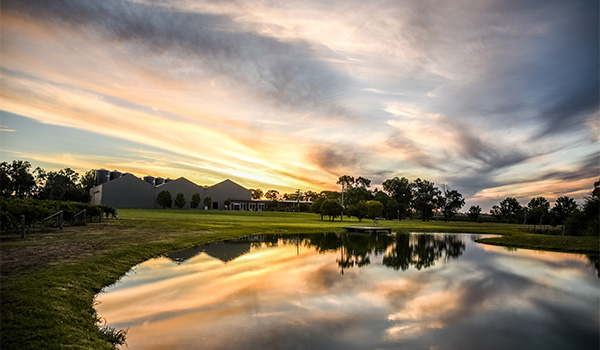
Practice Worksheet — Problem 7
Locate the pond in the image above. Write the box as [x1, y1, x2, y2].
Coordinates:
[95, 233, 599, 350]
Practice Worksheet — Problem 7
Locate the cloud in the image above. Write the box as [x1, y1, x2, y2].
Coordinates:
[308, 144, 365, 176]
[1, 0, 597, 202]
[2, 0, 355, 121]
[0, 124, 16, 132]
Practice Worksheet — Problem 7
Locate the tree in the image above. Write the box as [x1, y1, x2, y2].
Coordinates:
[81, 169, 96, 191]
[203, 196, 212, 209]
[366, 200, 384, 220]
[250, 188, 263, 200]
[320, 190, 340, 201]
[354, 176, 371, 188]
[156, 190, 172, 209]
[336, 175, 355, 189]
[38, 168, 89, 202]
[344, 186, 373, 208]
[304, 190, 319, 201]
[1, 160, 36, 198]
[499, 197, 522, 222]
[321, 199, 342, 221]
[348, 201, 368, 222]
[191, 193, 201, 209]
[411, 178, 440, 221]
[467, 205, 482, 221]
[490, 205, 501, 221]
[579, 180, 599, 236]
[373, 189, 395, 220]
[265, 190, 279, 201]
[550, 196, 577, 227]
[174, 192, 186, 209]
[383, 177, 412, 220]
[527, 196, 550, 227]
[436, 185, 465, 222]
[311, 196, 326, 220]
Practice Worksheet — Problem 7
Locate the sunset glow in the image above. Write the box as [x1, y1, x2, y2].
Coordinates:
[1, 0, 598, 210]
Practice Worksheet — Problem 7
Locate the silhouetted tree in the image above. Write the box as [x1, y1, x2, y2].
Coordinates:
[490, 205, 501, 221]
[499, 197, 522, 222]
[550, 196, 577, 228]
[265, 190, 279, 201]
[411, 178, 440, 221]
[437, 185, 465, 222]
[528, 196, 550, 228]
[191, 193, 201, 209]
[203, 196, 212, 209]
[468, 205, 482, 221]
[0, 160, 36, 198]
[156, 190, 172, 208]
[81, 169, 96, 192]
[383, 176, 412, 220]
[38, 168, 89, 202]
[174, 192, 186, 209]
[250, 188, 263, 199]
[580, 180, 599, 236]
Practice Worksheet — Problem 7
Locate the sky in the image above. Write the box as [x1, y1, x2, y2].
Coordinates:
[1, 0, 598, 211]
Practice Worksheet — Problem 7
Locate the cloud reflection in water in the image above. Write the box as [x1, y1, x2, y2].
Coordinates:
[96, 233, 598, 350]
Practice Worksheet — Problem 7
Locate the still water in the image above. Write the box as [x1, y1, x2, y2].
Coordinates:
[96, 233, 599, 350]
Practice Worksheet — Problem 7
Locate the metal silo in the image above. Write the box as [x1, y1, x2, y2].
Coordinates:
[110, 170, 122, 181]
[143, 175, 155, 186]
[95, 169, 110, 186]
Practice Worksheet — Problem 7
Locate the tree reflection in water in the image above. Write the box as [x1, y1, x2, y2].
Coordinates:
[383, 233, 465, 270]
[299, 232, 465, 273]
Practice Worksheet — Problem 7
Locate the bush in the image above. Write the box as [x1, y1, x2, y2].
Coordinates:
[0, 196, 112, 233]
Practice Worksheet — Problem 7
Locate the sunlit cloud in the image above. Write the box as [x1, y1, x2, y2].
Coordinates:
[0, 0, 597, 203]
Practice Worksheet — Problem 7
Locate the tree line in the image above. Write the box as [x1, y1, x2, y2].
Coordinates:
[252, 174, 599, 237]
[0, 161, 117, 233]
[2, 160, 598, 236]
[252, 175, 466, 222]
[0, 160, 217, 210]
[1, 160, 95, 202]
[486, 181, 599, 236]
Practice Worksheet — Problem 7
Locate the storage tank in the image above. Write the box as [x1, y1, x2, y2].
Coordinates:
[110, 170, 122, 181]
[95, 169, 110, 186]
[143, 175, 155, 186]
[155, 177, 165, 186]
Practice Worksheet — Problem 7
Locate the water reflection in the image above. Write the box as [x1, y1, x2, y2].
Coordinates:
[96, 233, 599, 350]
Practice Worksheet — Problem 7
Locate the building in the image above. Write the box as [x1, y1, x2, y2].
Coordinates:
[91, 174, 155, 209]
[90, 171, 253, 209]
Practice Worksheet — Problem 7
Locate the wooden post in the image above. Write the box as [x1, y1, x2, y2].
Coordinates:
[59, 211, 63, 230]
[21, 215, 26, 238]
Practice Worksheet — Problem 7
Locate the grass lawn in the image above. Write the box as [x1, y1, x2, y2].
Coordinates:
[1, 209, 598, 349]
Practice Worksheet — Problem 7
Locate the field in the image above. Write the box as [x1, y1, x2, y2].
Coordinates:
[1, 210, 598, 349]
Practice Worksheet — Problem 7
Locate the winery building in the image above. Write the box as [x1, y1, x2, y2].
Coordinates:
[90, 169, 253, 209]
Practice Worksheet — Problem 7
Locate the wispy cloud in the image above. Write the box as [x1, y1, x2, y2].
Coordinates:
[1, 0, 597, 207]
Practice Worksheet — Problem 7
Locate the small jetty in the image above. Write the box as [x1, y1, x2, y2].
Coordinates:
[344, 226, 392, 234]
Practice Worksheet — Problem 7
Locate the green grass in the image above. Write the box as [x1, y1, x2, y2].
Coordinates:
[1, 210, 598, 349]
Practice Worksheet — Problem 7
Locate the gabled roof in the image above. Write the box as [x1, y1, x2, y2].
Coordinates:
[205, 179, 248, 191]
[92, 173, 153, 190]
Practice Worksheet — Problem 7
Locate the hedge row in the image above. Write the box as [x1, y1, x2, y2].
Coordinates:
[0, 196, 116, 233]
